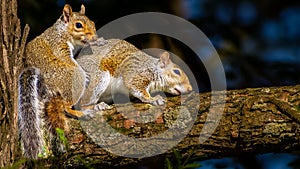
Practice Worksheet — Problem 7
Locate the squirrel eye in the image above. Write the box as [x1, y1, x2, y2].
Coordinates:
[173, 69, 181, 75]
[75, 22, 83, 29]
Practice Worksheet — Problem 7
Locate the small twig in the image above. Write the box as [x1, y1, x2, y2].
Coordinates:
[0, 80, 7, 122]
[2, 0, 9, 48]
[17, 24, 29, 69]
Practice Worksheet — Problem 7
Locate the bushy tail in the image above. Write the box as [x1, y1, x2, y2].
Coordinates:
[18, 67, 46, 159]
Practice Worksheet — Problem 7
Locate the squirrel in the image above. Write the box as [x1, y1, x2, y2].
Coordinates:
[18, 4, 101, 159]
[76, 39, 193, 107]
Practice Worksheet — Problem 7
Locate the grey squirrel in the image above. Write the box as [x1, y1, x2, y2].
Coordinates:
[76, 39, 193, 107]
[18, 4, 101, 159]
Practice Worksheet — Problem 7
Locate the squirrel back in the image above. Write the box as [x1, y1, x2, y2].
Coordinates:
[76, 39, 192, 106]
[18, 4, 98, 159]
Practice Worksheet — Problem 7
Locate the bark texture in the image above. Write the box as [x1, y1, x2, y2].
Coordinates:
[0, 0, 29, 167]
[39, 85, 300, 168]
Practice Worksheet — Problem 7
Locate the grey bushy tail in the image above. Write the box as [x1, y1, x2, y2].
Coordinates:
[18, 67, 46, 159]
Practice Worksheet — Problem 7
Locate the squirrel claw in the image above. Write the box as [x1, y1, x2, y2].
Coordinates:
[79, 102, 112, 120]
[94, 102, 113, 111]
[150, 95, 166, 106]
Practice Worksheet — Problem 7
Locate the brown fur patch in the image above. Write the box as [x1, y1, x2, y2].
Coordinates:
[100, 40, 139, 75]
[45, 95, 69, 132]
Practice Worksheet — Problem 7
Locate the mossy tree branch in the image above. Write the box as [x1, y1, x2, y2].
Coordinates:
[37, 85, 300, 168]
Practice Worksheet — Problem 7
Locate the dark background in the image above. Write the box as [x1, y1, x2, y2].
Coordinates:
[19, 0, 300, 92]
[18, 0, 300, 168]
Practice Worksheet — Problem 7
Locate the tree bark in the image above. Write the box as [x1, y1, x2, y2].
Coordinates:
[0, 0, 28, 167]
[1, 1, 300, 168]
[36, 85, 300, 168]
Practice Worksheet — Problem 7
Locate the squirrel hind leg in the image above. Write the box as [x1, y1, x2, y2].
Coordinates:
[44, 94, 92, 156]
[44, 94, 71, 155]
[44, 95, 69, 132]
[18, 67, 46, 159]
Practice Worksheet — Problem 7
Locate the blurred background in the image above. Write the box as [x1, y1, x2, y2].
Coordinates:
[19, 0, 300, 91]
[18, 0, 300, 168]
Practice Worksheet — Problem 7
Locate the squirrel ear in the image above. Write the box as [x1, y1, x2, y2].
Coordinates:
[63, 4, 72, 23]
[80, 4, 85, 15]
[159, 51, 171, 68]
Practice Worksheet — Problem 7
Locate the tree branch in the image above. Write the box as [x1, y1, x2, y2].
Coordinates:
[38, 85, 300, 168]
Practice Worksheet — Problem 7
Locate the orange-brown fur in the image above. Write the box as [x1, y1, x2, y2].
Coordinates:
[18, 4, 97, 159]
[77, 39, 193, 106]
[100, 40, 139, 76]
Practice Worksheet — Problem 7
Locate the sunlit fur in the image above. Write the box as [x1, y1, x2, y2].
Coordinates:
[19, 4, 97, 159]
[77, 39, 193, 106]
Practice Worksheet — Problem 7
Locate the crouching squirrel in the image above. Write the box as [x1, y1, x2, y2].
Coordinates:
[76, 39, 193, 107]
[18, 4, 101, 159]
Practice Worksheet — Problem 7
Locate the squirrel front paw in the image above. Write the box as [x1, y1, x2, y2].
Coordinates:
[94, 102, 113, 111]
[150, 95, 166, 106]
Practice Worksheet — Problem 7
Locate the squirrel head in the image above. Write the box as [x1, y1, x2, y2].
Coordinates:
[158, 52, 193, 95]
[62, 4, 97, 45]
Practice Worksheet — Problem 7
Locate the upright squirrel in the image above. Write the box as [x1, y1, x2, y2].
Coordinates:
[18, 4, 100, 159]
[76, 39, 193, 106]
